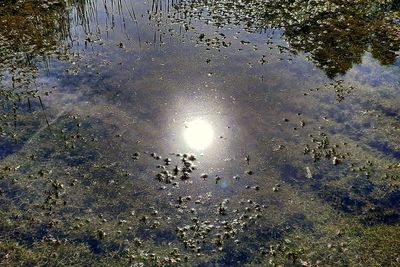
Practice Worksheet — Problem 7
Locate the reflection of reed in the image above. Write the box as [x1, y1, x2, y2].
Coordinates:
[151, 0, 180, 13]
[0, 0, 136, 137]
[0, 0, 137, 76]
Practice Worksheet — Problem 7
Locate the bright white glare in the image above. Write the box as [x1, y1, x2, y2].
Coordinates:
[183, 119, 214, 150]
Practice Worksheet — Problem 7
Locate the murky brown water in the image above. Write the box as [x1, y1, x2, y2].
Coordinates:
[0, 1, 399, 266]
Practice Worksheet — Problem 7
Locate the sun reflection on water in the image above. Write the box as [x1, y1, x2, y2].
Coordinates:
[183, 118, 214, 150]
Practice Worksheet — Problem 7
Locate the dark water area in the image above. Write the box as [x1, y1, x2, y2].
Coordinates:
[0, 0, 399, 266]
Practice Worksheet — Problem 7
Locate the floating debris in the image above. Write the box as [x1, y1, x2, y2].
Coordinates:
[332, 157, 340, 165]
[245, 154, 250, 165]
[201, 173, 208, 179]
[245, 170, 254, 175]
[272, 184, 281, 192]
[305, 167, 313, 179]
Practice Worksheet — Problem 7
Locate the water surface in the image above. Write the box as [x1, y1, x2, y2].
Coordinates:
[0, 0, 399, 266]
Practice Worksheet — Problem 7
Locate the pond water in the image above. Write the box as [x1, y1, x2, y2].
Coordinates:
[0, 0, 399, 266]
